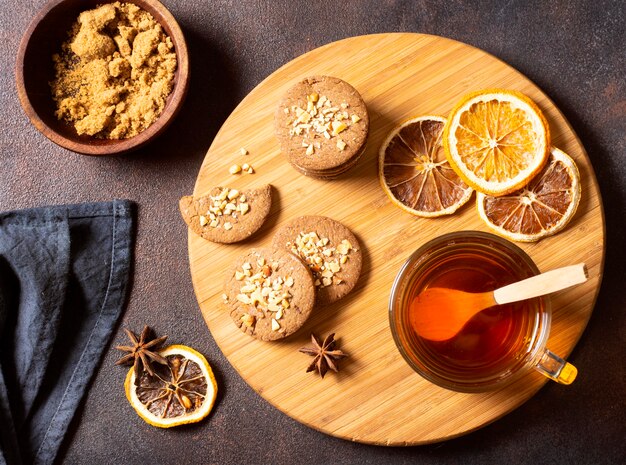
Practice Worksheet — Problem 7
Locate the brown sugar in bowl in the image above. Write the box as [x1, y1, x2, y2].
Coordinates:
[15, 0, 189, 156]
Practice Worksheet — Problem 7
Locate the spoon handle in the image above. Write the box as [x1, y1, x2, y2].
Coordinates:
[493, 263, 588, 305]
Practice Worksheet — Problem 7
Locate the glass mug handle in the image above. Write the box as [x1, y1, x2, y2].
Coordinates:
[534, 349, 578, 385]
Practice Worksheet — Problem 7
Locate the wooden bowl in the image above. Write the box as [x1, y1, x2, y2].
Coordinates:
[15, 0, 189, 155]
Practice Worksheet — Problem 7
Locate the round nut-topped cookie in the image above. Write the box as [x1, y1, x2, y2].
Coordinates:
[274, 76, 369, 178]
[179, 185, 272, 244]
[272, 216, 362, 306]
[223, 247, 316, 341]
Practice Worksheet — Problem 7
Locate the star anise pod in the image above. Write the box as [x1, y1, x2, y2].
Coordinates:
[115, 326, 168, 385]
[299, 333, 348, 378]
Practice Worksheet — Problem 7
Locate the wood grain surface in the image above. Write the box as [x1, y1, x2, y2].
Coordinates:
[188, 33, 605, 445]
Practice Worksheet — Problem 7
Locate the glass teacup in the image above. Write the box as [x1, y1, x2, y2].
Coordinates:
[389, 231, 577, 393]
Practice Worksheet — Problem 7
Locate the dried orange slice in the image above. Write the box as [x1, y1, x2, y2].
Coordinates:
[125, 344, 217, 428]
[443, 89, 550, 196]
[379, 116, 473, 217]
[476, 147, 581, 242]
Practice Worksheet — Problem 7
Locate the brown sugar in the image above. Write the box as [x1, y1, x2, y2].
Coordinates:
[50, 2, 177, 139]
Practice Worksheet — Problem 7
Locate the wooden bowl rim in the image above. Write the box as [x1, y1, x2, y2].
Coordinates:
[15, 0, 190, 156]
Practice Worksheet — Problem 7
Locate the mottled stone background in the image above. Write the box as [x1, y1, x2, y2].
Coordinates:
[1, 1, 624, 464]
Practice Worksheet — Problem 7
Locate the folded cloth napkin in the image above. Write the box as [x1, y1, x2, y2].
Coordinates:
[0, 200, 135, 465]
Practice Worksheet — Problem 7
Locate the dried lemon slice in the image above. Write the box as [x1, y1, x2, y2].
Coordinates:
[476, 147, 581, 242]
[443, 89, 550, 196]
[379, 116, 473, 217]
[125, 344, 217, 428]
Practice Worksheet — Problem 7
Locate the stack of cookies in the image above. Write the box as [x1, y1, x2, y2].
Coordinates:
[274, 76, 369, 179]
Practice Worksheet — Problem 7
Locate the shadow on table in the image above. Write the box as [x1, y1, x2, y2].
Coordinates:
[122, 28, 242, 167]
[53, 28, 240, 465]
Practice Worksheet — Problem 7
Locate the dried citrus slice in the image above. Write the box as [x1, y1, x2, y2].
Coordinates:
[476, 147, 581, 242]
[124, 344, 217, 428]
[379, 116, 473, 217]
[443, 89, 550, 196]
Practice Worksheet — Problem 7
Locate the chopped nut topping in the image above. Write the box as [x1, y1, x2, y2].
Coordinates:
[287, 93, 363, 153]
[287, 231, 355, 289]
[331, 121, 347, 135]
[201, 187, 251, 230]
[246, 166, 255, 174]
[229, 164, 242, 174]
[336, 239, 353, 255]
[336, 139, 346, 151]
[271, 319, 280, 331]
[241, 314, 255, 328]
[242, 163, 250, 171]
[234, 256, 294, 328]
[237, 294, 250, 304]
[240, 147, 248, 156]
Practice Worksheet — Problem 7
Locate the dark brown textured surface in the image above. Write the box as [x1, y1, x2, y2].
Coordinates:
[1, 1, 624, 464]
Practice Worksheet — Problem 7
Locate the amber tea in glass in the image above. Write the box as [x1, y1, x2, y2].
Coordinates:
[389, 231, 577, 392]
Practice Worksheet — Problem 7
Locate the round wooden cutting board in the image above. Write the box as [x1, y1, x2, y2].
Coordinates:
[188, 33, 605, 445]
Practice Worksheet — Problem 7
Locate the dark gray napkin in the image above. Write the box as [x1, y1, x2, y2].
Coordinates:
[0, 200, 135, 465]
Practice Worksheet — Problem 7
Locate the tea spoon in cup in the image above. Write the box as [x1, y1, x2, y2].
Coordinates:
[409, 263, 588, 341]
